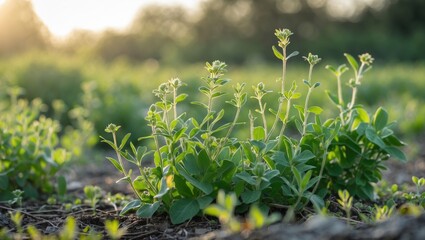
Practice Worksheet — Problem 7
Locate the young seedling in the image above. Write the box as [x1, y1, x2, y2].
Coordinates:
[8, 190, 24, 207]
[337, 189, 353, 222]
[374, 204, 394, 222]
[105, 219, 127, 240]
[10, 211, 23, 235]
[84, 185, 102, 213]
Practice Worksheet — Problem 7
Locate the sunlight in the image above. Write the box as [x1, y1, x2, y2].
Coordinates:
[29, 0, 200, 37]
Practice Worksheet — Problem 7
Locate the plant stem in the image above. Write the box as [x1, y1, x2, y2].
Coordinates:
[302, 87, 313, 136]
[213, 106, 241, 160]
[112, 132, 126, 176]
[348, 63, 365, 110]
[267, 47, 287, 140]
[151, 125, 163, 169]
[311, 146, 328, 196]
[257, 98, 268, 136]
[112, 132, 144, 201]
[173, 87, 177, 120]
[337, 74, 345, 125]
[278, 97, 292, 149]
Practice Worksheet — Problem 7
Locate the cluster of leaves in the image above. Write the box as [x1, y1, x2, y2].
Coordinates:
[102, 28, 406, 224]
[0, 87, 70, 200]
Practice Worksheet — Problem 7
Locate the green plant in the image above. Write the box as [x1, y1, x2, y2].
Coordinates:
[84, 185, 102, 213]
[10, 211, 23, 236]
[8, 189, 24, 207]
[102, 27, 406, 224]
[402, 176, 425, 208]
[374, 204, 395, 222]
[337, 189, 353, 221]
[0, 87, 70, 200]
[324, 54, 406, 200]
[105, 219, 127, 240]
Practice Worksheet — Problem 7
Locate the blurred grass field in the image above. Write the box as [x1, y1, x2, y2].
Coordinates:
[1, 52, 424, 156]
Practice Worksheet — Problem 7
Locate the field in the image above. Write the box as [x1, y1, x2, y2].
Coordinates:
[1, 52, 425, 239]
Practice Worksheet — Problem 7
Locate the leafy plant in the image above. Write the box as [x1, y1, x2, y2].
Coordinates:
[402, 176, 425, 208]
[374, 204, 395, 222]
[105, 219, 127, 240]
[0, 87, 70, 200]
[102, 27, 406, 224]
[337, 189, 353, 221]
[84, 185, 102, 213]
[8, 189, 24, 207]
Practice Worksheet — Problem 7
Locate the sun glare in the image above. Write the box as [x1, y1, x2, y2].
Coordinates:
[28, 0, 200, 38]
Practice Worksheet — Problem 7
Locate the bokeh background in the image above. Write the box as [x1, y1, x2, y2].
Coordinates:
[0, 0, 424, 159]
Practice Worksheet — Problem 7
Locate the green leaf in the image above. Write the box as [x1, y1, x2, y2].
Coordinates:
[136, 202, 160, 218]
[305, 192, 325, 209]
[272, 45, 283, 60]
[344, 53, 359, 71]
[300, 170, 312, 191]
[175, 93, 188, 103]
[174, 174, 193, 198]
[170, 199, 200, 224]
[198, 149, 211, 173]
[373, 107, 388, 131]
[263, 155, 276, 169]
[385, 146, 406, 162]
[197, 196, 214, 210]
[231, 148, 243, 165]
[120, 199, 141, 215]
[365, 127, 386, 149]
[253, 126, 266, 141]
[384, 135, 406, 147]
[242, 143, 255, 163]
[326, 91, 339, 106]
[216, 160, 236, 180]
[191, 101, 208, 109]
[271, 151, 289, 167]
[308, 106, 323, 115]
[183, 154, 201, 175]
[325, 65, 336, 74]
[286, 51, 299, 60]
[356, 107, 370, 123]
[293, 150, 315, 164]
[176, 164, 213, 194]
[154, 177, 169, 199]
[235, 172, 256, 186]
[292, 167, 302, 187]
[204, 205, 225, 217]
[106, 157, 124, 173]
[248, 205, 266, 228]
[241, 190, 261, 204]
[119, 133, 131, 150]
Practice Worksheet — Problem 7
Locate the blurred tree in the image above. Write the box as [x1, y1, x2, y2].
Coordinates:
[189, 0, 330, 63]
[0, 0, 50, 56]
[94, 4, 192, 63]
[381, 0, 425, 34]
[58, 30, 98, 57]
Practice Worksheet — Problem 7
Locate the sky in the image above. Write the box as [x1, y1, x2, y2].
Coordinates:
[2, 0, 202, 37]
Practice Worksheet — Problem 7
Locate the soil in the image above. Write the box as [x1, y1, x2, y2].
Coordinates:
[1, 141, 425, 239]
